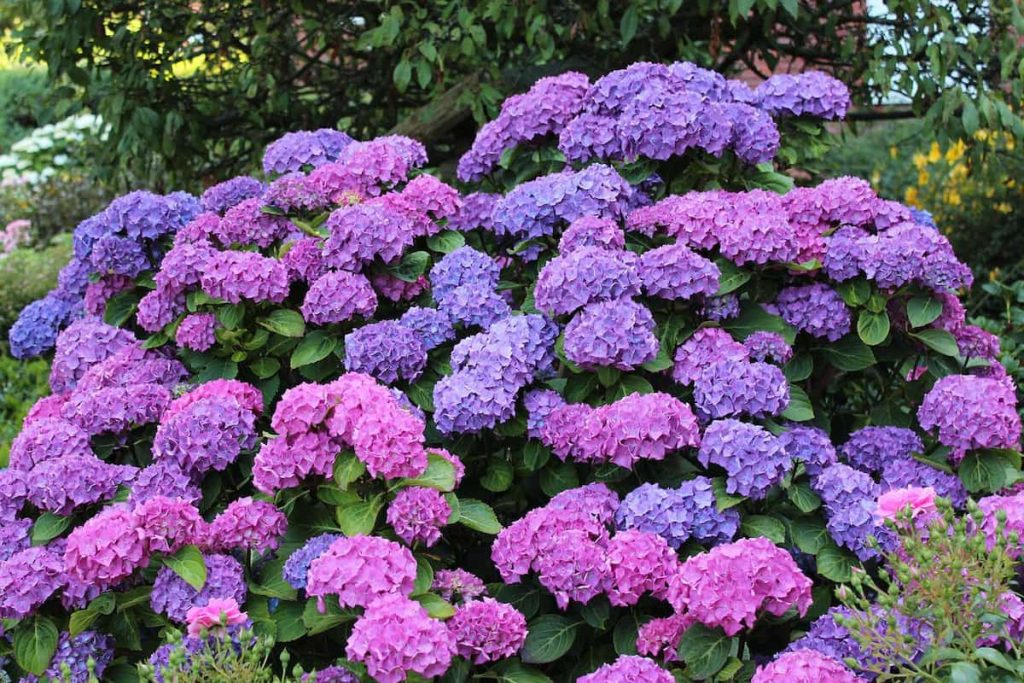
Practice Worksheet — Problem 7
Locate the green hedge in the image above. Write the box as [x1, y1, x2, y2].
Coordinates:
[0, 236, 71, 337]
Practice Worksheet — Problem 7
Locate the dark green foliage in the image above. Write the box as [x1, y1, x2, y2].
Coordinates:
[0, 236, 70, 336]
[5, 1, 1022, 188]
[0, 352, 49, 467]
[0, 65, 50, 149]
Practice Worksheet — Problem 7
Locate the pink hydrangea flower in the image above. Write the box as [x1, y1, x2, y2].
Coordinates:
[577, 655, 674, 683]
[387, 487, 451, 547]
[605, 529, 679, 606]
[875, 486, 937, 521]
[752, 649, 865, 682]
[205, 497, 287, 553]
[306, 535, 416, 610]
[185, 597, 248, 637]
[448, 598, 527, 664]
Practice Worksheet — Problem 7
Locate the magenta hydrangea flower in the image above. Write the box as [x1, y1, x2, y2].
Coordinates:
[130, 461, 201, 504]
[564, 298, 659, 370]
[918, 374, 1021, 458]
[134, 496, 205, 555]
[282, 236, 329, 283]
[605, 529, 678, 606]
[136, 285, 187, 333]
[150, 553, 246, 622]
[534, 247, 641, 316]
[175, 313, 219, 351]
[667, 537, 813, 636]
[752, 649, 865, 683]
[210, 197, 294, 248]
[200, 250, 290, 304]
[432, 569, 487, 604]
[671, 328, 749, 386]
[346, 594, 455, 683]
[163, 379, 263, 421]
[306, 535, 416, 609]
[387, 486, 451, 547]
[698, 419, 791, 499]
[576, 392, 701, 467]
[283, 533, 343, 590]
[448, 597, 527, 664]
[252, 431, 340, 494]
[978, 492, 1024, 554]
[155, 239, 216, 291]
[535, 528, 609, 609]
[49, 317, 137, 394]
[64, 506, 148, 590]
[262, 172, 330, 213]
[206, 497, 287, 553]
[371, 272, 428, 302]
[301, 270, 378, 325]
[0, 545, 65, 619]
[323, 203, 415, 269]
[26, 454, 136, 515]
[577, 655, 674, 683]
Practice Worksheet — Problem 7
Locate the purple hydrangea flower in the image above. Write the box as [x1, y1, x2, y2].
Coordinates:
[698, 419, 792, 499]
[563, 298, 658, 370]
[26, 454, 136, 515]
[152, 397, 257, 475]
[449, 598, 527, 664]
[767, 284, 850, 341]
[524, 388, 567, 437]
[0, 545, 64, 619]
[387, 486, 451, 547]
[432, 569, 487, 603]
[344, 321, 427, 385]
[398, 306, 454, 351]
[880, 457, 967, 508]
[559, 216, 626, 253]
[693, 360, 790, 420]
[8, 417, 92, 470]
[214, 197, 294, 248]
[175, 313, 219, 351]
[151, 554, 247, 622]
[672, 328, 749, 386]
[262, 128, 354, 175]
[755, 71, 851, 119]
[33, 631, 116, 683]
[439, 284, 511, 329]
[323, 203, 414, 269]
[200, 176, 266, 214]
[918, 375, 1022, 458]
[8, 294, 79, 359]
[744, 331, 793, 364]
[840, 426, 923, 474]
[578, 655, 673, 683]
[429, 246, 502, 304]
[534, 247, 641, 315]
[283, 533, 343, 590]
[813, 463, 887, 560]
[639, 242, 720, 301]
[778, 425, 837, 477]
[199, 250, 290, 304]
[262, 172, 329, 213]
[89, 234, 150, 277]
[301, 270, 378, 325]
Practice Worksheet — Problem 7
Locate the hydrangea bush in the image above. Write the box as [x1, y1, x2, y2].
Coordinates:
[1, 61, 1022, 682]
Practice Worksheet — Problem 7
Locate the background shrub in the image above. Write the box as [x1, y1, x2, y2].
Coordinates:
[0, 234, 70, 335]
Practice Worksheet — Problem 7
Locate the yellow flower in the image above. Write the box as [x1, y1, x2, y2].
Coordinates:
[889, 146, 898, 159]
[927, 142, 942, 163]
[904, 187, 920, 206]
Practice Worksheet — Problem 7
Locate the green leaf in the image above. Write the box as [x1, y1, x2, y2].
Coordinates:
[787, 482, 822, 513]
[457, 498, 502, 534]
[332, 451, 366, 490]
[69, 608, 101, 636]
[426, 230, 466, 254]
[910, 328, 960, 357]
[216, 303, 246, 330]
[781, 384, 814, 421]
[816, 544, 857, 583]
[492, 661, 553, 683]
[819, 335, 876, 371]
[400, 452, 457, 492]
[791, 517, 830, 554]
[641, 346, 673, 372]
[291, 331, 338, 369]
[272, 600, 306, 643]
[393, 59, 412, 92]
[406, 377, 436, 412]
[784, 353, 813, 382]
[581, 597, 611, 630]
[620, 5, 639, 45]
[612, 615, 640, 655]
[164, 545, 207, 591]
[907, 296, 943, 328]
[258, 309, 305, 338]
[413, 556, 434, 596]
[301, 598, 356, 635]
[609, 374, 654, 399]
[677, 624, 730, 678]
[741, 515, 786, 544]
[522, 614, 580, 664]
[480, 459, 515, 492]
[249, 357, 281, 379]
[540, 461, 579, 497]
[950, 661, 981, 683]
[414, 593, 456, 619]
[724, 303, 796, 343]
[104, 291, 138, 327]
[492, 583, 542, 620]
[715, 259, 752, 295]
[711, 477, 747, 510]
[31, 512, 70, 544]
[857, 310, 891, 346]
[836, 279, 871, 307]
[14, 615, 59, 675]
[958, 449, 1021, 493]
[388, 250, 431, 282]
[337, 495, 383, 536]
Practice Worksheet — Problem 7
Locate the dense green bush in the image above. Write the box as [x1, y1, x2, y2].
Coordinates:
[0, 235, 70, 335]
[0, 352, 49, 466]
[0, 64, 49, 149]
[0, 174, 113, 246]
[2, 61, 1022, 683]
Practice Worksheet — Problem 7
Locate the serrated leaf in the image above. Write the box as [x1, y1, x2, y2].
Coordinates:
[480, 459, 514, 492]
[677, 624, 730, 678]
[414, 593, 456, 619]
[164, 545, 207, 591]
[31, 512, 70, 544]
[540, 461, 579, 497]
[388, 250, 430, 282]
[907, 296, 943, 328]
[740, 515, 787, 544]
[291, 331, 338, 369]
[787, 482, 822, 513]
[714, 259, 752, 296]
[332, 451, 366, 490]
[911, 328, 960, 357]
[958, 449, 1021, 493]
[426, 230, 466, 254]
[14, 615, 59, 675]
[781, 384, 814, 421]
[816, 544, 857, 582]
[400, 452, 456, 492]
[522, 615, 579, 664]
[857, 310, 891, 346]
[457, 498, 502, 534]
[258, 309, 305, 338]
[819, 335, 876, 371]
[336, 495, 383, 536]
